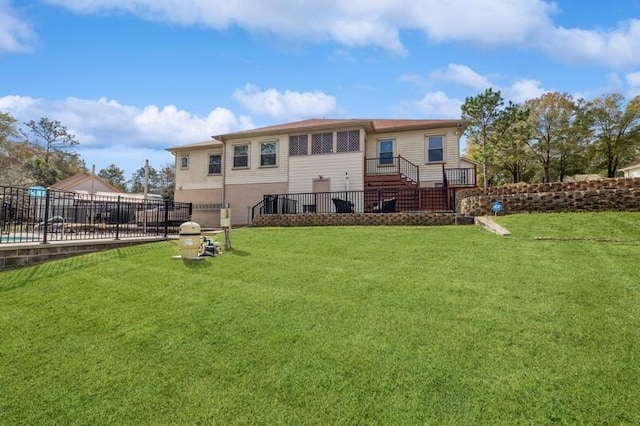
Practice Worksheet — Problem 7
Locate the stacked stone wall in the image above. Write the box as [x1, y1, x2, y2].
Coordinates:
[252, 212, 474, 227]
[457, 177, 640, 216]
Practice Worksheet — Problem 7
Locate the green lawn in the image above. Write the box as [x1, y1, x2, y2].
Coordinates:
[1, 212, 640, 425]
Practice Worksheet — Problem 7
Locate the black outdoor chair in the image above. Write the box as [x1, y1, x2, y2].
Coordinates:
[372, 198, 397, 213]
[332, 198, 354, 213]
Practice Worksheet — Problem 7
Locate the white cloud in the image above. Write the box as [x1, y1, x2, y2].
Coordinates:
[626, 72, 640, 96]
[0, 0, 34, 53]
[430, 64, 492, 91]
[38, 0, 640, 67]
[543, 20, 640, 68]
[401, 91, 463, 118]
[233, 84, 338, 120]
[0, 95, 253, 176]
[507, 79, 548, 103]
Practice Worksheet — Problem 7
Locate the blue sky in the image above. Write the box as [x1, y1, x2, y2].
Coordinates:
[2, 0, 640, 179]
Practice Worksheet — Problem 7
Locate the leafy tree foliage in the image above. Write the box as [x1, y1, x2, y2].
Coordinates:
[21, 117, 85, 186]
[525, 93, 589, 182]
[584, 94, 640, 178]
[461, 88, 504, 187]
[0, 112, 37, 186]
[98, 164, 127, 191]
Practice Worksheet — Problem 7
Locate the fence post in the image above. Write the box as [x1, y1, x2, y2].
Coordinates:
[163, 199, 170, 238]
[42, 189, 51, 244]
[115, 196, 121, 240]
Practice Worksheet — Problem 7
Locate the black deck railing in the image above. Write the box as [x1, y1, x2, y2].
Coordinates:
[0, 185, 192, 244]
[445, 167, 476, 187]
[365, 156, 420, 185]
[251, 188, 456, 221]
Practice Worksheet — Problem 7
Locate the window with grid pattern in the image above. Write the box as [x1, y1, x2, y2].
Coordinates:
[289, 134, 308, 156]
[311, 132, 333, 154]
[337, 130, 360, 152]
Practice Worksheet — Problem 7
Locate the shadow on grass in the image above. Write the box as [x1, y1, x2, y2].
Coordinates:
[0, 241, 176, 292]
[228, 248, 250, 257]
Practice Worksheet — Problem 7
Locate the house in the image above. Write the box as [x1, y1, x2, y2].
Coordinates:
[168, 118, 476, 226]
[620, 158, 640, 178]
[49, 171, 124, 193]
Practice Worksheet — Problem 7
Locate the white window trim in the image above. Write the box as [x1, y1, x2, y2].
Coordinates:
[232, 143, 250, 169]
[378, 138, 395, 165]
[259, 140, 279, 168]
[180, 154, 189, 170]
[208, 153, 222, 175]
[425, 135, 445, 164]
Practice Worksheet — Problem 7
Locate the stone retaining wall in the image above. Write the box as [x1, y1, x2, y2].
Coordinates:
[0, 237, 167, 270]
[458, 177, 640, 216]
[252, 212, 474, 227]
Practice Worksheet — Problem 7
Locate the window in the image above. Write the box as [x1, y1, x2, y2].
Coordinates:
[378, 139, 394, 165]
[260, 142, 277, 166]
[208, 154, 221, 174]
[311, 132, 333, 154]
[427, 136, 444, 162]
[289, 134, 308, 156]
[180, 155, 189, 169]
[337, 130, 360, 152]
[233, 144, 249, 168]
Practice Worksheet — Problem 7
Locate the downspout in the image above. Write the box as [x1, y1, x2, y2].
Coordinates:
[220, 137, 226, 208]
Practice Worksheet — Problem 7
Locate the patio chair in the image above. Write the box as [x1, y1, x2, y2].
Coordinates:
[331, 198, 354, 213]
[372, 198, 397, 213]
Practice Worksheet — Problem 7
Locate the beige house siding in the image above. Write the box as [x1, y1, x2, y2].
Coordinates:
[225, 182, 288, 225]
[174, 188, 223, 228]
[174, 149, 223, 190]
[289, 152, 364, 193]
[225, 136, 289, 185]
[366, 127, 460, 186]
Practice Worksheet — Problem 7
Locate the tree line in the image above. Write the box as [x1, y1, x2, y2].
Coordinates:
[0, 112, 175, 198]
[461, 90, 640, 187]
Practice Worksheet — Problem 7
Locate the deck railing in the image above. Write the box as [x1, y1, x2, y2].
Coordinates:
[251, 188, 456, 221]
[445, 167, 477, 187]
[0, 185, 192, 244]
[365, 156, 420, 185]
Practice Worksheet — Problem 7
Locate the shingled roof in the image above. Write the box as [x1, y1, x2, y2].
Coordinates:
[212, 118, 465, 141]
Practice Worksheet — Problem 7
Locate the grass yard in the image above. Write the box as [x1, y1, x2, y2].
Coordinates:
[1, 212, 640, 424]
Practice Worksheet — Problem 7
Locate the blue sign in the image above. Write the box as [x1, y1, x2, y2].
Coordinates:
[491, 201, 503, 215]
[29, 186, 47, 198]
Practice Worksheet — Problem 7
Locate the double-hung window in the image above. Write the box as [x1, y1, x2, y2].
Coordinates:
[233, 144, 249, 168]
[378, 139, 394, 165]
[180, 155, 189, 169]
[260, 142, 277, 166]
[426, 136, 444, 162]
[208, 154, 221, 174]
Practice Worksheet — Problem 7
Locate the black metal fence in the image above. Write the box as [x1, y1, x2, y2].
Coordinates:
[0, 186, 192, 244]
[251, 188, 456, 221]
[445, 167, 476, 187]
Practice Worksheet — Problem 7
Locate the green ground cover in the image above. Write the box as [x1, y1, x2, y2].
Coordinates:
[1, 212, 639, 424]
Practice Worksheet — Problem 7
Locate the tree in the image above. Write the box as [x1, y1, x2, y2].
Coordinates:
[128, 165, 161, 194]
[98, 164, 127, 191]
[21, 117, 85, 185]
[461, 88, 504, 187]
[0, 112, 36, 187]
[157, 163, 175, 200]
[584, 94, 640, 178]
[492, 103, 537, 183]
[525, 92, 587, 182]
[23, 118, 79, 161]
